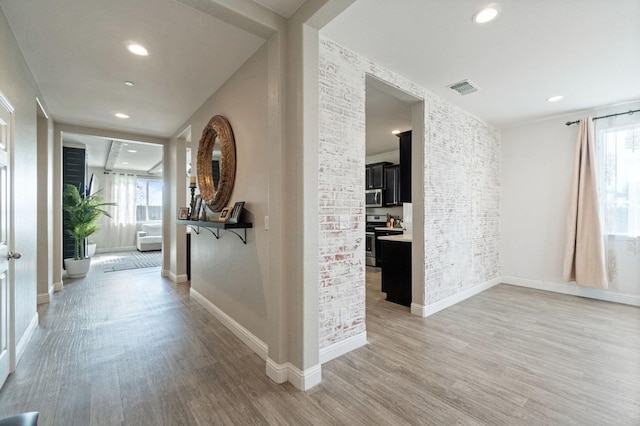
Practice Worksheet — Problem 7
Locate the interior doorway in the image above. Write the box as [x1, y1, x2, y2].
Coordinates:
[364, 75, 424, 320]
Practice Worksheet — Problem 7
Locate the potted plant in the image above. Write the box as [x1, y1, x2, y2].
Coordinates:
[62, 184, 114, 278]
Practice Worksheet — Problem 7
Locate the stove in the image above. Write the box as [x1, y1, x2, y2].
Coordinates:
[366, 215, 386, 266]
[365, 215, 387, 232]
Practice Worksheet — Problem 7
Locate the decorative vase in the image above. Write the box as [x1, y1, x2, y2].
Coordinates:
[64, 257, 91, 278]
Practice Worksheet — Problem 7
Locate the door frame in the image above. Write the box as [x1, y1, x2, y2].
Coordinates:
[0, 90, 16, 382]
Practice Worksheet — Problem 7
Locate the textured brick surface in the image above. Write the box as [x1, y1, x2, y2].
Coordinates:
[318, 37, 500, 348]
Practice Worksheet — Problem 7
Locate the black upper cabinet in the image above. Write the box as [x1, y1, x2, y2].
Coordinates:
[398, 131, 412, 203]
[365, 162, 391, 189]
[384, 165, 400, 206]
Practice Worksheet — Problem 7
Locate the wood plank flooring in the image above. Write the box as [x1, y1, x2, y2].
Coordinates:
[0, 263, 639, 425]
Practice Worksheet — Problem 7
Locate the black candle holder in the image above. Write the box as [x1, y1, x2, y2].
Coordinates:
[189, 183, 197, 219]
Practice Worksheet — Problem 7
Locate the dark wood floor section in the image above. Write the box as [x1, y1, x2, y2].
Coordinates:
[1, 264, 639, 425]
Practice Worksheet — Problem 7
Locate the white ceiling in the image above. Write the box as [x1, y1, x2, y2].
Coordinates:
[2, 0, 638, 171]
[63, 134, 163, 173]
[253, 0, 305, 18]
[0, 0, 265, 138]
[323, 0, 640, 128]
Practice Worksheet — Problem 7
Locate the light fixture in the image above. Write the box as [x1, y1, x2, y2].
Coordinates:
[473, 4, 500, 23]
[115, 112, 130, 119]
[124, 81, 135, 87]
[547, 95, 564, 102]
[122, 162, 129, 165]
[127, 149, 138, 153]
[391, 130, 401, 135]
[127, 43, 148, 56]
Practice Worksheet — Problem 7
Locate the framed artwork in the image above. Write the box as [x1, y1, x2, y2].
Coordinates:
[191, 195, 202, 221]
[218, 206, 232, 222]
[227, 201, 245, 224]
[178, 207, 189, 220]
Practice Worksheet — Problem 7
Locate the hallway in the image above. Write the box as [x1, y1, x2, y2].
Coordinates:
[0, 267, 639, 425]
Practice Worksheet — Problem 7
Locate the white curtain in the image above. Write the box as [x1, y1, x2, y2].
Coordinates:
[595, 117, 640, 295]
[97, 172, 138, 249]
[562, 117, 608, 289]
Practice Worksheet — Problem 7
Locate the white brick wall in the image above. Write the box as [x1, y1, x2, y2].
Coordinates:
[318, 37, 500, 348]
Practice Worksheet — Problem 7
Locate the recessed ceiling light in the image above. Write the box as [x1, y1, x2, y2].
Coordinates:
[127, 43, 148, 56]
[124, 81, 135, 87]
[391, 130, 401, 135]
[547, 95, 564, 102]
[115, 112, 129, 119]
[473, 4, 500, 23]
[127, 149, 138, 153]
[122, 162, 129, 165]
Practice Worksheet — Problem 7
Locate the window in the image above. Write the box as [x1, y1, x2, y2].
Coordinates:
[136, 179, 163, 221]
[597, 123, 640, 237]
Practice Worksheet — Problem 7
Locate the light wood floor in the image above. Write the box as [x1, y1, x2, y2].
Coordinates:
[1, 264, 639, 425]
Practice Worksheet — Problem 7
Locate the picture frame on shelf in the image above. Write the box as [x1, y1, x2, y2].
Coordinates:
[178, 207, 189, 220]
[191, 195, 202, 221]
[227, 201, 245, 224]
[218, 206, 232, 222]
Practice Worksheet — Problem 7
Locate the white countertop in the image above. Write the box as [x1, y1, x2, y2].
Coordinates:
[374, 227, 405, 231]
[378, 234, 412, 243]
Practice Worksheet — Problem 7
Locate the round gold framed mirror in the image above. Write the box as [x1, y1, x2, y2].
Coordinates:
[196, 115, 236, 212]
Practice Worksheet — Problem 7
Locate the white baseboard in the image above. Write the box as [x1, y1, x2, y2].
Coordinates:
[502, 276, 640, 307]
[189, 288, 268, 360]
[15, 312, 38, 370]
[53, 281, 63, 292]
[169, 272, 188, 283]
[265, 358, 288, 383]
[161, 269, 169, 278]
[37, 283, 54, 304]
[416, 277, 502, 318]
[319, 331, 367, 364]
[266, 358, 322, 391]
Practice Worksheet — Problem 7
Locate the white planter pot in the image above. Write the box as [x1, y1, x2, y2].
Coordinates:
[64, 257, 91, 278]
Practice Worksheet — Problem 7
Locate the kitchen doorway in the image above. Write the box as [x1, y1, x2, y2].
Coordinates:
[364, 75, 424, 319]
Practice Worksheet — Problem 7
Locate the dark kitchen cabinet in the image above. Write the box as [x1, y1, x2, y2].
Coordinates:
[381, 239, 411, 307]
[384, 165, 400, 206]
[365, 162, 391, 189]
[398, 131, 412, 203]
[375, 228, 403, 266]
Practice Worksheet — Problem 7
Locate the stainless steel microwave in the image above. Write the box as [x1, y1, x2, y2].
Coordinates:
[365, 188, 383, 207]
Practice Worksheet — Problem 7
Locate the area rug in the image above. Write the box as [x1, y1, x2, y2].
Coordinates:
[100, 250, 162, 273]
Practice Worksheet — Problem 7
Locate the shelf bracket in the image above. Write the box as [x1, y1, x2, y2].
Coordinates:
[186, 225, 219, 239]
[225, 228, 247, 244]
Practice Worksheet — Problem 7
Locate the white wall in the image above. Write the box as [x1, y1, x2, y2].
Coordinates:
[502, 100, 640, 301]
[178, 43, 270, 343]
[0, 8, 45, 357]
[318, 36, 501, 348]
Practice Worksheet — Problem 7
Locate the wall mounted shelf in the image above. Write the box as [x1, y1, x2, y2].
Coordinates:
[176, 220, 253, 244]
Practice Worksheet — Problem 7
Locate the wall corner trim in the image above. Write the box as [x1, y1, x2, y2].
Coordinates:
[37, 293, 50, 305]
[189, 288, 268, 360]
[169, 272, 189, 283]
[319, 331, 367, 364]
[266, 359, 322, 391]
[423, 277, 502, 317]
[161, 269, 170, 278]
[53, 281, 63, 292]
[410, 303, 426, 317]
[502, 276, 640, 307]
[15, 312, 38, 369]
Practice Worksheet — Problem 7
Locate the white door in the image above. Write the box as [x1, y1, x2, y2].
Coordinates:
[0, 92, 14, 388]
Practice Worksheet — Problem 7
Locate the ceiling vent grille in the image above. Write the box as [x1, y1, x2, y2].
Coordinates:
[446, 79, 479, 95]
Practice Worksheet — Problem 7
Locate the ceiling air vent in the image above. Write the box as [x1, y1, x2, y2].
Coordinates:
[446, 79, 479, 96]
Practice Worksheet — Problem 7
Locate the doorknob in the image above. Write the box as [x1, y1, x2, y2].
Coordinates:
[7, 252, 21, 260]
